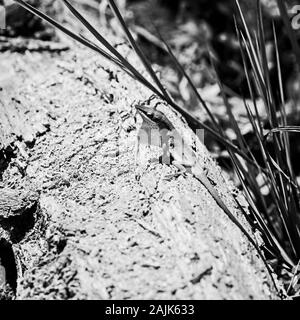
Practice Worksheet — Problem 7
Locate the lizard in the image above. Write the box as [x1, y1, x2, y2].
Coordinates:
[134, 95, 269, 263]
[134, 96, 282, 293]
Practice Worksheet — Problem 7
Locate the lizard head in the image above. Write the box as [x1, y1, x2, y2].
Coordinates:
[135, 103, 173, 130]
[135, 104, 159, 127]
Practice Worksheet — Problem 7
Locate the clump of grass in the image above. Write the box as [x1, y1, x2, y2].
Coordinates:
[227, 0, 300, 297]
[13, 0, 300, 297]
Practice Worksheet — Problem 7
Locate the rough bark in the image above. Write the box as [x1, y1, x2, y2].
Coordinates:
[0, 38, 279, 299]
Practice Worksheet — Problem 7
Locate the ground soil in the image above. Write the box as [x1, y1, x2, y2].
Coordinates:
[0, 35, 279, 299]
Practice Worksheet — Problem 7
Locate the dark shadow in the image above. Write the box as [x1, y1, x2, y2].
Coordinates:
[0, 238, 18, 294]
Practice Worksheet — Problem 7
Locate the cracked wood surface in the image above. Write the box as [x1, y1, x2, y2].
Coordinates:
[0, 40, 278, 299]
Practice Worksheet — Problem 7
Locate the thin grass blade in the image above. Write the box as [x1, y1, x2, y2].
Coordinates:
[152, 25, 220, 131]
[107, 0, 171, 100]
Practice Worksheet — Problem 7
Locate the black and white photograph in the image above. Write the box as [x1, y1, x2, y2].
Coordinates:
[0, 0, 299, 303]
